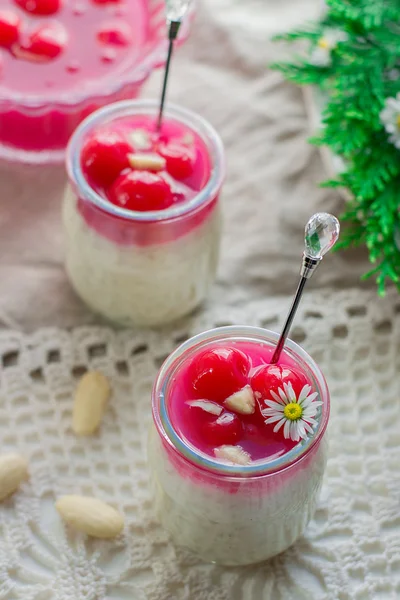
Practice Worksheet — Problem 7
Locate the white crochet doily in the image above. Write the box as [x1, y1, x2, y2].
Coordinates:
[0, 288, 399, 600]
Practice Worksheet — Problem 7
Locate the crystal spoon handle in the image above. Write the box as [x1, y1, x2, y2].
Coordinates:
[270, 213, 340, 365]
[157, 0, 193, 130]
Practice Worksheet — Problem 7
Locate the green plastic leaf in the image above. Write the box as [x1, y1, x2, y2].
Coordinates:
[273, 0, 400, 294]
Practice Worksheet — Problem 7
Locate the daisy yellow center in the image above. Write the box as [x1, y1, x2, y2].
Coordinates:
[283, 402, 303, 421]
[317, 38, 330, 50]
[396, 114, 400, 129]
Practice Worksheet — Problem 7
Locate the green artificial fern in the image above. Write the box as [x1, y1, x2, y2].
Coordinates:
[272, 0, 400, 295]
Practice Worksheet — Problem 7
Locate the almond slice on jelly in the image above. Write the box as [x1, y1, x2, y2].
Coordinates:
[186, 400, 223, 416]
[214, 445, 251, 466]
[128, 129, 152, 150]
[181, 132, 195, 146]
[128, 153, 166, 172]
[223, 385, 255, 415]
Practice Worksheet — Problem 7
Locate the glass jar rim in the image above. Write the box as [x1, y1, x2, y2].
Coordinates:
[66, 99, 226, 223]
[152, 326, 330, 478]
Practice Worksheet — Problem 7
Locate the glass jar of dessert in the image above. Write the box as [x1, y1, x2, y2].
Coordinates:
[0, 0, 192, 163]
[149, 326, 330, 566]
[64, 99, 225, 327]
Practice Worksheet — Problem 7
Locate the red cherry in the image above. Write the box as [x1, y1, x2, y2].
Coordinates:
[20, 23, 67, 61]
[202, 411, 243, 447]
[251, 364, 310, 403]
[158, 142, 195, 180]
[108, 171, 173, 211]
[189, 347, 251, 403]
[0, 11, 21, 48]
[81, 132, 131, 188]
[15, 0, 61, 16]
[97, 22, 132, 46]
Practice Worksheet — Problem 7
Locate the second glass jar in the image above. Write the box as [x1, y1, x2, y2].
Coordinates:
[64, 100, 225, 327]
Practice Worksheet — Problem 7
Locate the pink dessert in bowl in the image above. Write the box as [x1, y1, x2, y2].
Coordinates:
[0, 0, 192, 163]
[149, 326, 329, 565]
[64, 99, 225, 326]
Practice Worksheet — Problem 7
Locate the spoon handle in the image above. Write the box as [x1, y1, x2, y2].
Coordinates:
[157, 20, 182, 131]
[270, 212, 340, 365]
[157, 35, 175, 130]
[270, 276, 307, 364]
[271, 254, 321, 364]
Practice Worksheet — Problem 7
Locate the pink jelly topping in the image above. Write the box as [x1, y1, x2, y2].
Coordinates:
[168, 341, 319, 463]
[81, 115, 211, 210]
[77, 113, 215, 245]
[0, 0, 146, 95]
[15, 0, 61, 17]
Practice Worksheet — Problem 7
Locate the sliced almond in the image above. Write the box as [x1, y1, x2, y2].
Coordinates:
[181, 132, 195, 146]
[214, 445, 251, 466]
[56, 495, 124, 539]
[73, 371, 111, 436]
[223, 385, 255, 415]
[128, 153, 166, 172]
[0, 454, 29, 501]
[128, 129, 151, 150]
[186, 400, 223, 416]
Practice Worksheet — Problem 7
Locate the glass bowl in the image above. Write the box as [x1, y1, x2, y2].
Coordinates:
[0, 0, 194, 164]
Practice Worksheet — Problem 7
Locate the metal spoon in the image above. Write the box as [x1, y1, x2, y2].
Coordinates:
[270, 212, 340, 364]
[157, 0, 192, 131]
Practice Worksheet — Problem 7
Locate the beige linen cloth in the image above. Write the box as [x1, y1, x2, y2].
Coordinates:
[0, 0, 372, 332]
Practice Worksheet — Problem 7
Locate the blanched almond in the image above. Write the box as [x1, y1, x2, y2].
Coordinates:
[0, 454, 29, 501]
[56, 495, 124, 539]
[128, 129, 151, 150]
[128, 153, 166, 172]
[181, 132, 195, 146]
[186, 400, 223, 416]
[214, 445, 251, 466]
[223, 385, 255, 415]
[73, 371, 111, 436]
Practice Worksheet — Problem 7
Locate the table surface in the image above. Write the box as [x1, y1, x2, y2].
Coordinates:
[0, 0, 373, 333]
[1, 288, 399, 600]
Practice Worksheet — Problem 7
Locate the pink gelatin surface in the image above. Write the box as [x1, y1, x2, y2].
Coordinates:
[78, 113, 214, 245]
[0, 0, 146, 95]
[0, 0, 168, 154]
[168, 341, 318, 463]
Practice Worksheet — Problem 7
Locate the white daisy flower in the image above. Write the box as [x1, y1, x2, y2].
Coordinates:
[380, 94, 400, 149]
[261, 382, 322, 442]
[310, 28, 347, 67]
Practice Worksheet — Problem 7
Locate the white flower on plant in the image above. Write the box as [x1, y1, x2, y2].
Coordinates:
[262, 382, 322, 442]
[380, 94, 400, 149]
[310, 28, 347, 67]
